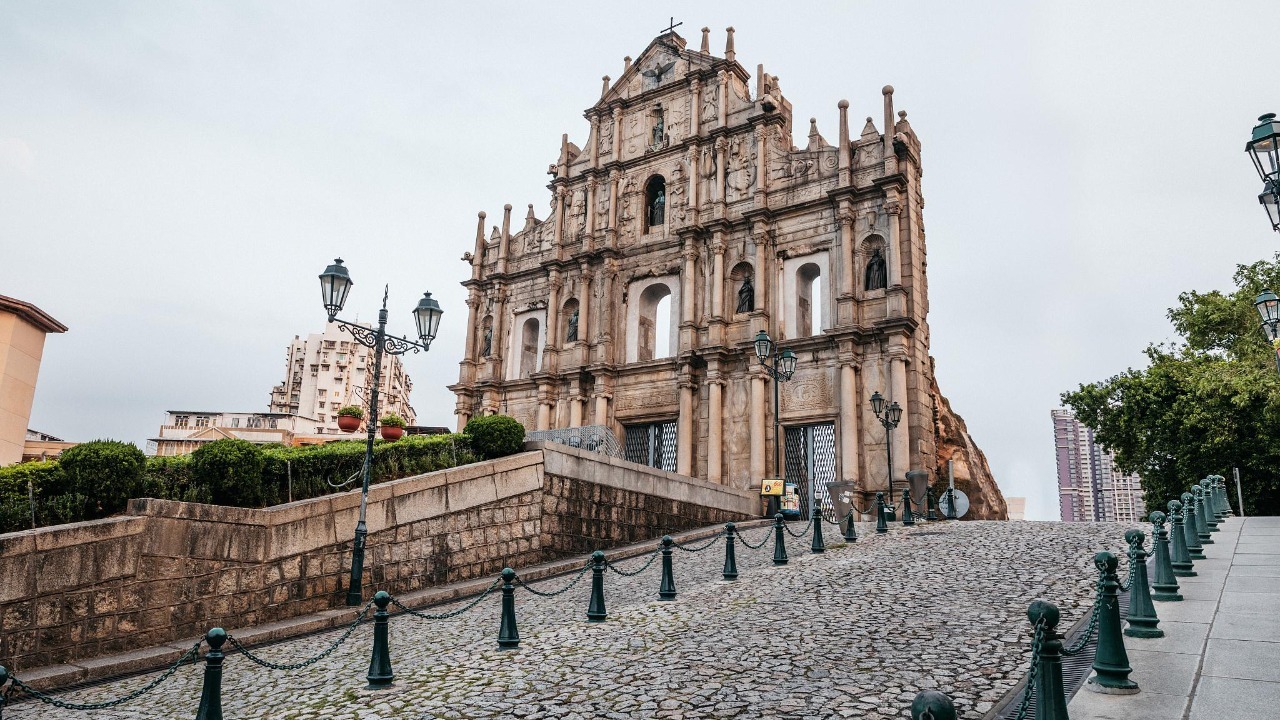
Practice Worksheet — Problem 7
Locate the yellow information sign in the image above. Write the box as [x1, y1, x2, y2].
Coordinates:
[760, 478, 784, 496]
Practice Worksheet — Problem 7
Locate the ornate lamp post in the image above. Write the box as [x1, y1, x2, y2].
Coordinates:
[319, 259, 443, 606]
[1255, 289, 1280, 375]
[1246, 113, 1280, 232]
[754, 331, 798, 516]
[869, 390, 903, 518]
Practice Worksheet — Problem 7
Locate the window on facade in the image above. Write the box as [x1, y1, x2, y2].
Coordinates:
[796, 262, 823, 337]
[624, 421, 677, 472]
[174, 415, 189, 427]
[231, 418, 240, 428]
[519, 317, 540, 377]
[645, 175, 666, 232]
[195, 416, 210, 428]
[637, 283, 673, 361]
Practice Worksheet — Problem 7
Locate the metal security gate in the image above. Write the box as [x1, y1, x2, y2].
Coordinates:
[784, 422, 837, 520]
[623, 420, 677, 473]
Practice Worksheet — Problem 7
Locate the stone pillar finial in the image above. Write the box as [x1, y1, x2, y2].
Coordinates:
[700, 27, 710, 53]
[624, 56, 632, 73]
[882, 85, 895, 159]
[725, 27, 735, 62]
[501, 204, 513, 241]
[601, 75, 611, 98]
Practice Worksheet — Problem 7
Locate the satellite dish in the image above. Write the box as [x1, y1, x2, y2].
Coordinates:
[938, 488, 970, 519]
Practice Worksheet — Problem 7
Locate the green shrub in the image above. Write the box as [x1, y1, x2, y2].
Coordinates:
[142, 454, 211, 504]
[379, 414, 405, 428]
[337, 406, 364, 419]
[464, 415, 526, 459]
[191, 439, 267, 507]
[58, 440, 146, 518]
[0, 461, 69, 532]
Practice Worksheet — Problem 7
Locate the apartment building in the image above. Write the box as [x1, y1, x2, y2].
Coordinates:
[1052, 409, 1146, 523]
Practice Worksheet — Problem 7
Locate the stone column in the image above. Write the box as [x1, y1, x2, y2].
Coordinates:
[707, 367, 724, 484]
[839, 360, 859, 482]
[690, 78, 702, 137]
[611, 108, 623, 158]
[552, 187, 566, 261]
[837, 99, 851, 187]
[839, 212, 855, 298]
[890, 352, 910, 482]
[717, 70, 728, 128]
[882, 85, 897, 176]
[886, 200, 903, 287]
[677, 373, 694, 476]
[593, 392, 609, 427]
[598, 260, 617, 359]
[754, 127, 767, 206]
[492, 283, 508, 368]
[578, 264, 594, 350]
[715, 137, 727, 209]
[711, 236, 726, 319]
[545, 270, 561, 367]
[608, 172, 619, 231]
[471, 211, 487, 281]
[569, 387, 583, 428]
[537, 383, 552, 431]
[680, 241, 697, 351]
[590, 114, 601, 169]
[464, 290, 480, 361]
[497, 204, 512, 275]
[750, 372, 766, 485]
[585, 178, 597, 246]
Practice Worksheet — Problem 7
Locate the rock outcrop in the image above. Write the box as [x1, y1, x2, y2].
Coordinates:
[931, 357, 1008, 520]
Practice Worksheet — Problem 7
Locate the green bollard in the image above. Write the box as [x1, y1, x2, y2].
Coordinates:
[587, 550, 607, 622]
[1201, 481, 1220, 532]
[1182, 492, 1205, 559]
[1123, 530, 1163, 638]
[722, 523, 739, 580]
[811, 509, 826, 553]
[875, 492, 888, 534]
[1149, 512, 1183, 601]
[659, 536, 677, 600]
[194, 628, 226, 720]
[1193, 485, 1214, 543]
[1087, 552, 1139, 694]
[497, 569, 519, 649]
[842, 510, 857, 543]
[366, 591, 394, 687]
[772, 514, 789, 565]
[1215, 477, 1231, 518]
[901, 488, 915, 527]
[926, 488, 939, 522]
[1168, 500, 1196, 576]
[1027, 600, 1071, 720]
[910, 690, 956, 720]
[944, 487, 958, 520]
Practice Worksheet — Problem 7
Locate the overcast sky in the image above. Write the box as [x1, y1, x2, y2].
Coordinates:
[2, 3, 1275, 520]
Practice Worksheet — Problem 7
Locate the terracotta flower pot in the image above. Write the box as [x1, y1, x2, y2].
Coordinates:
[380, 425, 404, 442]
[337, 415, 362, 433]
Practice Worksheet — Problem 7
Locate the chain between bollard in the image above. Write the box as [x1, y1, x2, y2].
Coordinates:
[1063, 579, 1104, 656]
[606, 549, 661, 577]
[782, 517, 813, 538]
[737, 525, 774, 549]
[227, 600, 373, 671]
[2, 640, 203, 712]
[390, 578, 501, 620]
[1011, 619, 1046, 720]
[514, 561, 592, 597]
[672, 533, 723, 552]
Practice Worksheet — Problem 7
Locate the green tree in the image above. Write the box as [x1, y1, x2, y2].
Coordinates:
[1062, 256, 1280, 516]
[57, 440, 146, 518]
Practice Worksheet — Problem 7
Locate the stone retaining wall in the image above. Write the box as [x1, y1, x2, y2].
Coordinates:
[0, 445, 757, 671]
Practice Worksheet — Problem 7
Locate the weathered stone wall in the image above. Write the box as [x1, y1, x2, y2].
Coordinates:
[0, 445, 756, 671]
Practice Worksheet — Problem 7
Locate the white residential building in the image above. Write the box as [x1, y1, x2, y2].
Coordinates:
[149, 411, 320, 456]
[268, 322, 416, 435]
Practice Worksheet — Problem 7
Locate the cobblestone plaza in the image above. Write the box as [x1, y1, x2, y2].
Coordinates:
[6, 521, 1127, 719]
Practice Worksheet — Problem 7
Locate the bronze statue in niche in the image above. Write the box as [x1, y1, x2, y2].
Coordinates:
[865, 249, 887, 291]
[736, 273, 755, 313]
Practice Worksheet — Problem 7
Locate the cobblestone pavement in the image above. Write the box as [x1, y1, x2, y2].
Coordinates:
[6, 520, 1130, 720]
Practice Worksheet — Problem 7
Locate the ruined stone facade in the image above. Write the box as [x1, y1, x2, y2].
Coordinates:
[451, 28, 991, 510]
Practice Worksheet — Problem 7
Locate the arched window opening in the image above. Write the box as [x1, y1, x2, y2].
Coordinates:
[645, 175, 666, 232]
[638, 283, 673, 361]
[519, 317, 540, 377]
[730, 262, 755, 314]
[562, 298, 580, 344]
[797, 263, 822, 337]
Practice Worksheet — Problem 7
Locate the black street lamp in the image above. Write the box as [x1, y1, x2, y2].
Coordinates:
[869, 390, 903, 517]
[1255, 289, 1280, 375]
[754, 330, 798, 516]
[318, 258, 443, 606]
[1246, 113, 1280, 232]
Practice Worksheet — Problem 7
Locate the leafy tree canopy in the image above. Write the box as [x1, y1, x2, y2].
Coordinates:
[1062, 256, 1280, 516]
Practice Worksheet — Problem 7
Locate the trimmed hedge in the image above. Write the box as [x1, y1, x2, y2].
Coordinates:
[55, 440, 146, 520]
[0, 432, 489, 533]
[464, 415, 526, 459]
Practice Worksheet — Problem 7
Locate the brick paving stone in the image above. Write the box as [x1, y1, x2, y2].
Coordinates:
[4, 520, 1129, 719]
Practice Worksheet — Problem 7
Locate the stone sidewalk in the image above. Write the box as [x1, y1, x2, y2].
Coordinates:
[4, 520, 1128, 720]
[1068, 515, 1280, 720]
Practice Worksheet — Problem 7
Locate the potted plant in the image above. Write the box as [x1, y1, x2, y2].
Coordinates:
[336, 406, 364, 432]
[379, 414, 406, 441]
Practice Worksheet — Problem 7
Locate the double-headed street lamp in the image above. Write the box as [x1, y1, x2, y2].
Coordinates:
[753, 331, 798, 516]
[1246, 113, 1280, 232]
[869, 390, 903, 517]
[318, 258, 443, 606]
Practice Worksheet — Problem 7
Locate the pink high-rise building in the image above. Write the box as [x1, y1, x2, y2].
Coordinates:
[1052, 409, 1146, 523]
